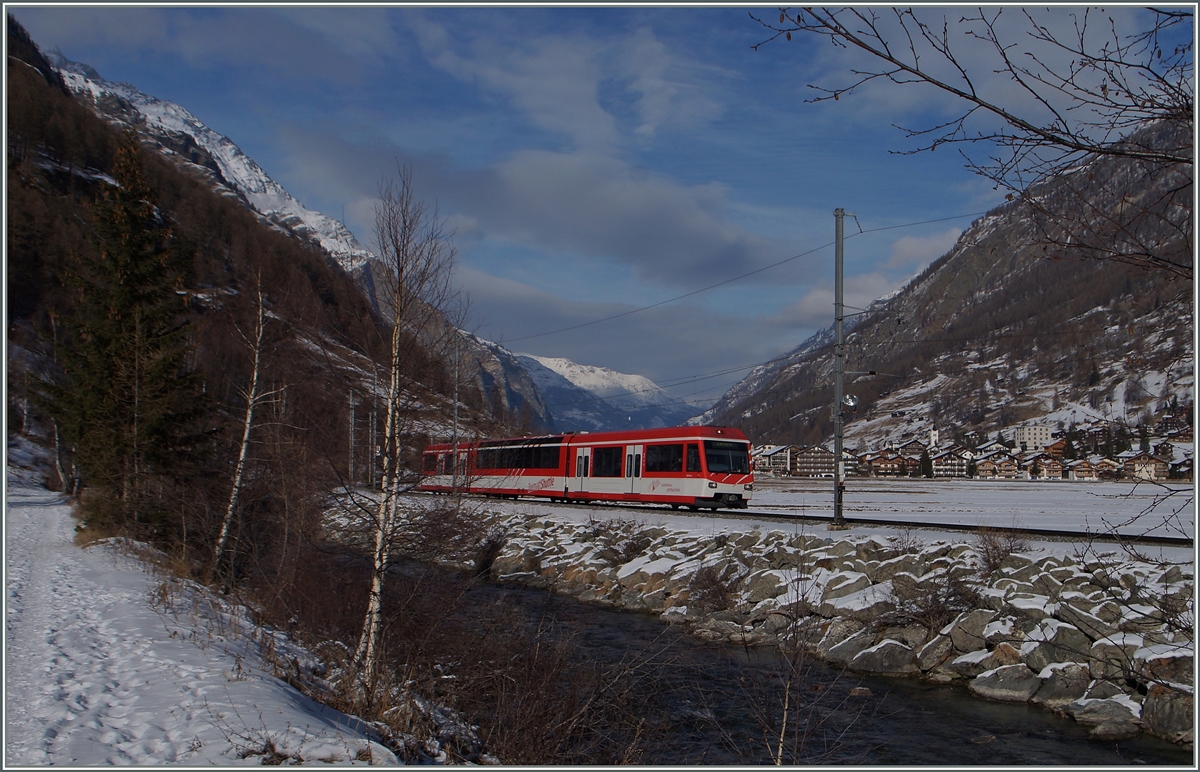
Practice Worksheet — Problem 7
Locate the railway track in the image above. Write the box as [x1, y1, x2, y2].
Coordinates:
[422, 492, 1195, 549]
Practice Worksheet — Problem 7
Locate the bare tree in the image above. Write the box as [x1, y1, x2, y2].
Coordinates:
[752, 7, 1193, 279]
[210, 277, 283, 582]
[354, 164, 464, 698]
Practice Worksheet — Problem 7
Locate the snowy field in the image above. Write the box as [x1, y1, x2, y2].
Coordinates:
[753, 477, 1195, 539]
[4, 456, 396, 766]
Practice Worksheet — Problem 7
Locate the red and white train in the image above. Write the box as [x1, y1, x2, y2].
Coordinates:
[420, 426, 753, 510]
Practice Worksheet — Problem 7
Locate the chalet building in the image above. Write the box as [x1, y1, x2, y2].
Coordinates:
[1168, 426, 1193, 444]
[1044, 438, 1067, 458]
[932, 448, 969, 478]
[1123, 452, 1169, 481]
[1065, 458, 1098, 481]
[1170, 458, 1193, 481]
[863, 451, 906, 477]
[794, 445, 835, 477]
[975, 452, 1018, 480]
[1023, 454, 1064, 480]
[754, 444, 799, 476]
[1093, 457, 1121, 480]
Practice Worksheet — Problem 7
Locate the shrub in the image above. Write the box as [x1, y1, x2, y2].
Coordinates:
[974, 526, 1029, 576]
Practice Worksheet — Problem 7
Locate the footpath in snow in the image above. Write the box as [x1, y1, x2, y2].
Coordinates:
[4, 452, 396, 766]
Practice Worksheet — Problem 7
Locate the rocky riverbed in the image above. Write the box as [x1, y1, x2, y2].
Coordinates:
[477, 510, 1194, 748]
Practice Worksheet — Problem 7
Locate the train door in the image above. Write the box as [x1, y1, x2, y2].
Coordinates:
[625, 445, 642, 495]
[575, 449, 590, 497]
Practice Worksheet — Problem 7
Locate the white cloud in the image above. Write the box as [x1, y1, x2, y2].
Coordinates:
[885, 228, 962, 271]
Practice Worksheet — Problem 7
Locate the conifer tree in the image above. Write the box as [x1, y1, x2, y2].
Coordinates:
[47, 135, 206, 534]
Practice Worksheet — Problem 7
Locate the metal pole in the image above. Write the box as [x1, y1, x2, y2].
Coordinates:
[832, 208, 847, 528]
[452, 334, 459, 493]
[348, 391, 356, 488]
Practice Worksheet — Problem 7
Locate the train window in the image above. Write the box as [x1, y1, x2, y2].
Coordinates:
[476, 443, 562, 470]
[592, 446, 624, 477]
[633, 453, 641, 477]
[423, 453, 439, 473]
[645, 444, 684, 473]
[686, 444, 701, 473]
[704, 440, 751, 474]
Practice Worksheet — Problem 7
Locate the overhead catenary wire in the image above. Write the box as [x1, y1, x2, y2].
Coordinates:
[505, 208, 993, 343]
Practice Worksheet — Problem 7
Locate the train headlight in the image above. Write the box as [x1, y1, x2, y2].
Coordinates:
[744, 484, 753, 491]
[707, 481, 717, 489]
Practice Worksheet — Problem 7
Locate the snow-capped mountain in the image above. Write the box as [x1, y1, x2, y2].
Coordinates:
[47, 53, 375, 278]
[517, 355, 701, 432]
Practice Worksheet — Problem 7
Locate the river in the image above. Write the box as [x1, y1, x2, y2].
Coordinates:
[387, 560, 1192, 765]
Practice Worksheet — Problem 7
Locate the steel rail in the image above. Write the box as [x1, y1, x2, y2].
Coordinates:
[417, 491, 1194, 548]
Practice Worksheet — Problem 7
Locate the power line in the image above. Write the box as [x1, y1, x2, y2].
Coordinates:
[505, 208, 992, 343]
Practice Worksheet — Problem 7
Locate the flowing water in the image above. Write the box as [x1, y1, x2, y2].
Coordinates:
[388, 561, 1192, 765]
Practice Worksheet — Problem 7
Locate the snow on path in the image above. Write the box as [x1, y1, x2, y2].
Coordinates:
[5, 468, 395, 766]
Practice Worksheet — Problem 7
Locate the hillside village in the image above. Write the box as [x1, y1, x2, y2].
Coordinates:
[754, 405, 1195, 483]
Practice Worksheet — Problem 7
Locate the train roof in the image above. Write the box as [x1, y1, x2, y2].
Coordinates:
[423, 425, 749, 450]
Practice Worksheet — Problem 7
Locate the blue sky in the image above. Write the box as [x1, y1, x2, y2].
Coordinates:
[14, 4, 1113, 407]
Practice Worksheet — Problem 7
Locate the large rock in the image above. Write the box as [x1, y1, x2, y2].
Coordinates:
[826, 628, 878, 667]
[1064, 696, 1141, 727]
[865, 553, 921, 583]
[968, 664, 1041, 702]
[849, 640, 920, 676]
[1089, 718, 1141, 741]
[1030, 662, 1091, 708]
[1087, 633, 1144, 681]
[820, 571, 872, 602]
[1133, 643, 1194, 686]
[818, 581, 895, 622]
[1140, 683, 1194, 743]
[744, 569, 787, 604]
[949, 609, 997, 653]
[1020, 619, 1093, 673]
[982, 615, 1026, 648]
[813, 618, 865, 659]
[917, 634, 955, 672]
[947, 643, 1022, 679]
[1056, 603, 1118, 641]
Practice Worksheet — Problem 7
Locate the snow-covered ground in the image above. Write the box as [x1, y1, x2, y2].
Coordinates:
[468, 477, 1194, 566]
[753, 477, 1195, 541]
[4, 454, 396, 766]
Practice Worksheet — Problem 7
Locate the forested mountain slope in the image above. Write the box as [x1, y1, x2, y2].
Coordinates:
[701, 126, 1193, 449]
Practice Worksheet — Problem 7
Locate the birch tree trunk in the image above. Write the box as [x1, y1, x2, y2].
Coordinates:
[211, 283, 271, 581]
[353, 164, 461, 698]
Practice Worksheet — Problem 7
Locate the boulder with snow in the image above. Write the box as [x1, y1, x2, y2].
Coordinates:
[1030, 662, 1091, 708]
[968, 664, 1042, 702]
[849, 640, 920, 676]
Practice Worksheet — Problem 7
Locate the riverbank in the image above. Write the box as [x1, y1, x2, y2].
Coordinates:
[472, 502, 1194, 748]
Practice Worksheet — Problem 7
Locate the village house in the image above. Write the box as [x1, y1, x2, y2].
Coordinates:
[1123, 452, 1170, 481]
[1065, 458, 1098, 481]
[753, 444, 800, 476]
[793, 445, 835, 477]
[1044, 438, 1067, 458]
[861, 450, 906, 477]
[1022, 453, 1064, 480]
[932, 448, 970, 478]
[975, 451, 1018, 480]
[1092, 456, 1121, 479]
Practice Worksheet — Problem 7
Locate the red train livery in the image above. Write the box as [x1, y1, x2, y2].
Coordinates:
[420, 426, 753, 510]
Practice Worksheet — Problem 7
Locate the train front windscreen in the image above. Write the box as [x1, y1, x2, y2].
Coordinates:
[703, 440, 751, 474]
